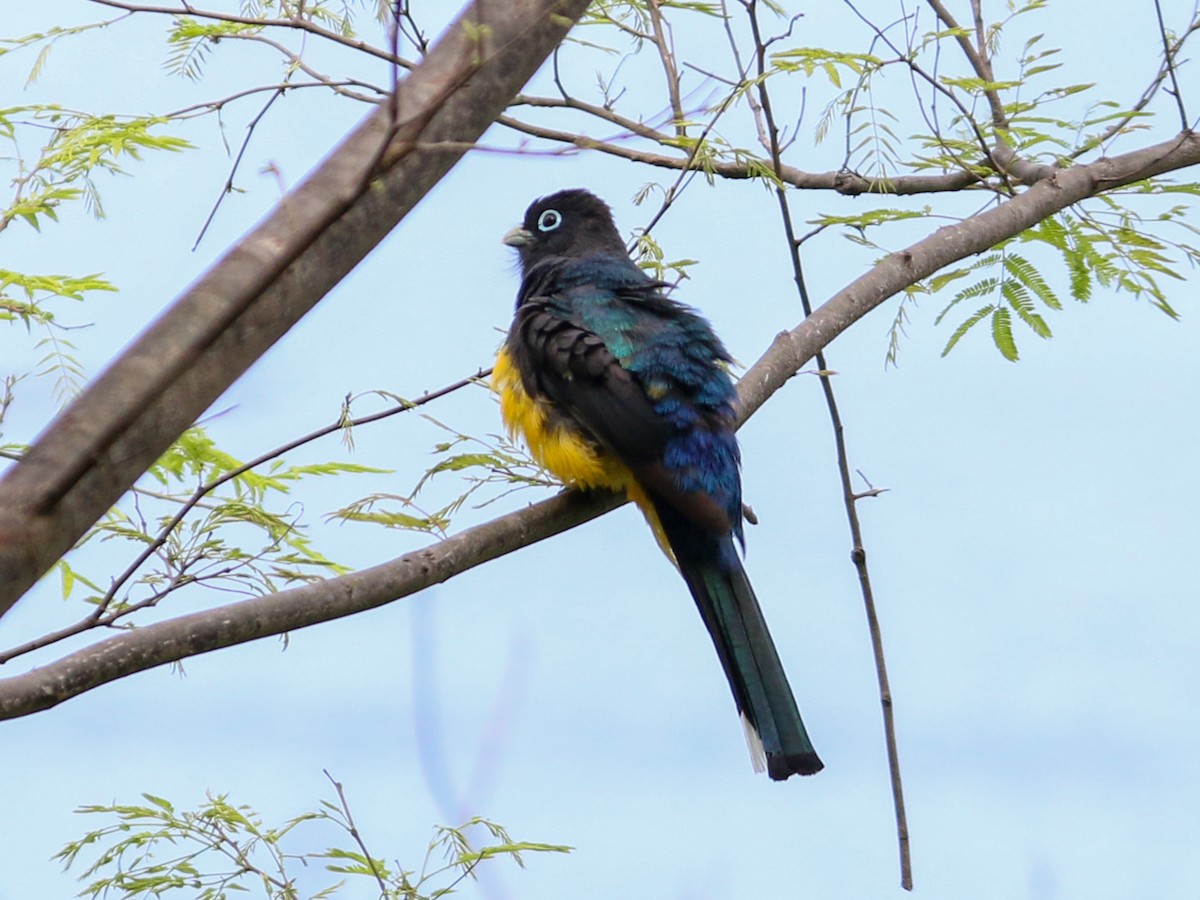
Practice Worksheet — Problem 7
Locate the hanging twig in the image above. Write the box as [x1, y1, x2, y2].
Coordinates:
[743, 0, 912, 888]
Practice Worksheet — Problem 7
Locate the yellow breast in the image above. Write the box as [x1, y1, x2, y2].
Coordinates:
[492, 347, 674, 561]
[493, 348, 633, 491]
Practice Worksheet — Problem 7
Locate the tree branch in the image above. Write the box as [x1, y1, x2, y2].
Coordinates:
[0, 489, 622, 718]
[1, 130, 1195, 718]
[0, 0, 592, 616]
[497, 112, 985, 194]
[738, 131, 1200, 419]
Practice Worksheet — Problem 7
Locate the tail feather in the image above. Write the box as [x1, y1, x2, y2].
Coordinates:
[677, 542, 823, 780]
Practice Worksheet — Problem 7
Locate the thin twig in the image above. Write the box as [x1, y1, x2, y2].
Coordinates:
[924, 0, 1007, 130]
[193, 87, 285, 249]
[1071, 16, 1200, 157]
[497, 112, 983, 194]
[645, 0, 687, 134]
[324, 770, 390, 897]
[636, 50, 756, 241]
[745, 0, 911, 888]
[843, 0, 1008, 189]
[163, 80, 379, 119]
[0, 369, 489, 665]
[1154, 0, 1192, 130]
[218, 32, 387, 101]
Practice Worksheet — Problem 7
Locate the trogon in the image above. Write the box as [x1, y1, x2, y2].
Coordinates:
[493, 189, 822, 780]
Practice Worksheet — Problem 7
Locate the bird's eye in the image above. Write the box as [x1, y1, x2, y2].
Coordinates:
[537, 209, 562, 232]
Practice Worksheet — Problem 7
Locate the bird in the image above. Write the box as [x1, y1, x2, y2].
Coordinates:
[493, 189, 822, 780]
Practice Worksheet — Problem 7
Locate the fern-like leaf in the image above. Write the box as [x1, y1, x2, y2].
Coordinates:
[941, 304, 994, 356]
[991, 305, 1018, 361]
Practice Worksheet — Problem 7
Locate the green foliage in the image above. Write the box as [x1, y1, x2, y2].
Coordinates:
[0, 0, 1192, 642]
[808, 207, 933, 236]
[166, 17, 264, 81]
[55, 789, 570, 899]
[770, 47, 884, 89]
[921, 181, 1199, 361]
[0, 270, 117, 326]
[0, 270, 117, 399]
[632, 229, 701, 282]
[0, 20, 115, 86]
[62, 425, 384, 614]
[329, 415, 553, 537]
[0, 101, 190, 396]
[0, 105, 191, 232]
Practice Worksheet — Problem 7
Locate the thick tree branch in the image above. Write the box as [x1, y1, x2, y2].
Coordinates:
[0, 0, 591, 616]
[738, 131, 1200, 418]
[0, 490, 622, 719]
[0, 130, 1195, 718]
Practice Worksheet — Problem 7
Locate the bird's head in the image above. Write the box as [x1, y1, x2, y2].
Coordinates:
[503, 189, 628, 271]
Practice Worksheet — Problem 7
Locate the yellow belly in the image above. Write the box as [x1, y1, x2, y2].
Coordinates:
[493, 347, 633, 491]
[493, 347, 672, 558]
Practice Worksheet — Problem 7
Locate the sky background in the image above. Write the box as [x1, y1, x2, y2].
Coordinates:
[2, 2, 1198, 898]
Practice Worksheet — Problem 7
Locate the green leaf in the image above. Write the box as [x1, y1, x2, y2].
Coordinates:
[941, 304, 994, 356]
[991, 306, 1019, 361]
[141, 793, 175, 814]
[935, 276, 998, 326]
[1005, 252, 1062, 310]
[1003, 279, 1052, 338]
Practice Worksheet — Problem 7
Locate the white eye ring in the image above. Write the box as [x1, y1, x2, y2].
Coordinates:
[537, 209, 562, 232]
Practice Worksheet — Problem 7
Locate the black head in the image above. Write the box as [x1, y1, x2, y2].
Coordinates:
[503, 189, 628, 271]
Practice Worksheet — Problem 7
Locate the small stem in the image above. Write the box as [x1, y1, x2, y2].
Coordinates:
[324, 770, 389, 896]
[1154, 0, 1192, 131]
[746, 0, 912, 888]
[646, 0, 687, 135]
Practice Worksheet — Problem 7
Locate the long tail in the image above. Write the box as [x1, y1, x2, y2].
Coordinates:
[675, 536, 823, 780]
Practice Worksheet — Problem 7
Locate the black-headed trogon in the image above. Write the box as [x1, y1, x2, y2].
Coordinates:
[493, 189, 822, 780]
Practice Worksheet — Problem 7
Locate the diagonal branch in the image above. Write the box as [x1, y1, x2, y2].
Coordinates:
[497, 112, 984, 194]
[1, 130, 1195, 719]
[738, 131, 1200, 417]
[0, 0, 592, 617]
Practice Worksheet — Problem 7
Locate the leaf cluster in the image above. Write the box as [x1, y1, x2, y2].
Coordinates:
[55, 788, 569, 899]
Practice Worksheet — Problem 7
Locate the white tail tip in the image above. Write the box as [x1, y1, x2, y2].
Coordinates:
[740, 712, 767, 774]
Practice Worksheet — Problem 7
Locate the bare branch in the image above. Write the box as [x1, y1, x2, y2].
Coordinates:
[162, 80, 382, 119]
[745, 0, 910, 885]
[645, 0, 686, 134]
[924, 0, 1006, 129]
[0, 488, 622, 718]
[0, 369, 487, 664]
[498, 112, 985, 193]
[843, 0, 1005, 186]
[1075, 17, 1200, 157]
[217, 31, 388, 102]
[192, 86, 287, 249]
[1154, 0, 1193, 130]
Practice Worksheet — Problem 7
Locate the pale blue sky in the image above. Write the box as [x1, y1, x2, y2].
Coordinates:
[2, 2, 1198, 898]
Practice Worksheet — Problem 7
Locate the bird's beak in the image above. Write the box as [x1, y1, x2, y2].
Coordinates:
[502, 226, 534, 248]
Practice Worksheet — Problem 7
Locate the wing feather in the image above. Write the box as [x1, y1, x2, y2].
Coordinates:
[510, 299, 732, 535]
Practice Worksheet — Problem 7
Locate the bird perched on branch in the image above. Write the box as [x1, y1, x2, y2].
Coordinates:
[493, 189, 822, 780]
